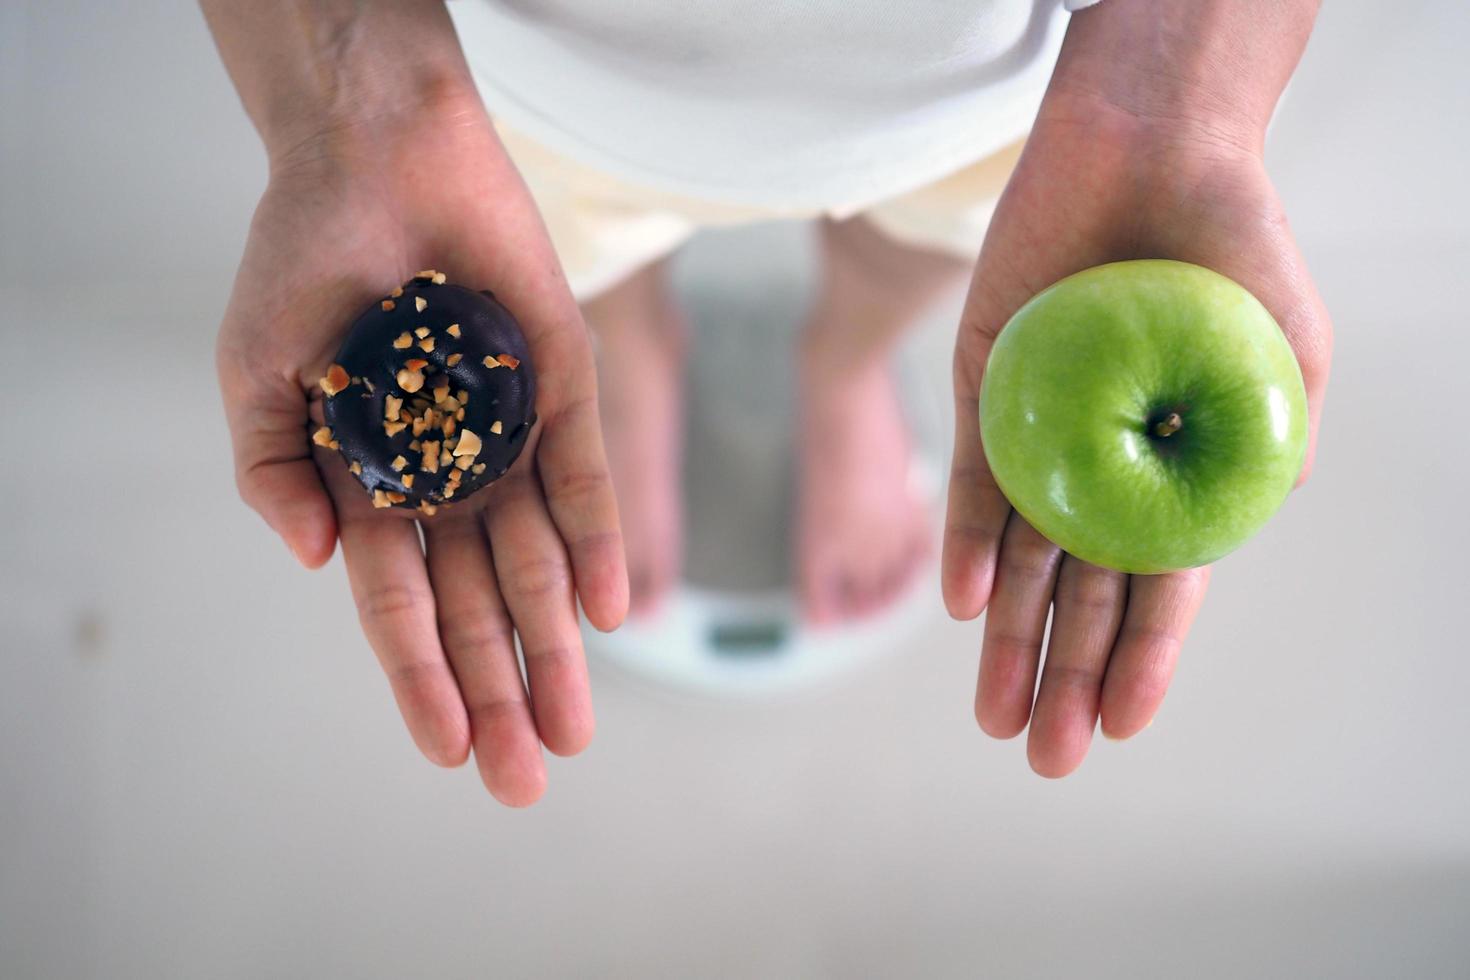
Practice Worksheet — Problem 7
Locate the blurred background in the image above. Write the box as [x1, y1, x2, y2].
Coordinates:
[3, 2, 1469, 977]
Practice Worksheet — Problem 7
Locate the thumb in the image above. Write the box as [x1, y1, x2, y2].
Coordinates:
[220, 355, 339, 568]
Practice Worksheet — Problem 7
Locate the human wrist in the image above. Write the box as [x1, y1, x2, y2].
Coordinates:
[1043, 0, 1319, 157]
[201, 0, 481, 170]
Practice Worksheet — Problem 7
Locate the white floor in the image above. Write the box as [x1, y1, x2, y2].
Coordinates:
[3, 2, 1470, 978]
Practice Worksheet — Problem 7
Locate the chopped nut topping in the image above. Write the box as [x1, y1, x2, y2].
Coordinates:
[349, 460, 363, 476]
[411, 416, 428, 437]
[472, 463, 486, 475]
[447, 467, 464, 483]
[385, 395, 403, 420]
[455, 408, 465, 421]
[457, 389, 469, 403]
[496, 354, 520, 369]
[418, 501, 437, 516]
[409, 440, 421, 451]
[381, 300, 395, 312]
[490, 420, 503, 435]
[390, 455, 408, 472]
[384, 420, 408, 437]
[386, 491, 407, 504]
[414, 326, 430, 339]
[415, 269, 437, 280]
[454, 455, 473, 471]
[312, 426, 334, 447]
[390, 286, 403, 298]
[443, 484, 457, 499]
[454, 429, 483, 459]
[415, 296, 427, 313]
[401, 474, 414, 489]
[372, 489, 392, 509]
[393, 332, 413, 349]
[395, 368, 424, 393]
[405, 358, 428, 371]
[319, 363, 350, 397]
[328, 440, 340, 450]
[431, 272, 447, 285]
[482, 355, 500, 369]
[446, 353, 462, 367]
[418, 337, 435, 353]
[446, 324, 461, 338]
[443, 417, 457, 437]
[440, 448, 453, 466]
[421, 441, 441, 473]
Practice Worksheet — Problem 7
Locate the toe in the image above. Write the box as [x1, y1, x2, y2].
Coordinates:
[627, 561, 675, 618]
[627, 566, 655, 617]
[800, 557, 839, 625]
[875, 560, 909, 613]
[866, 533, 926, 618]
[838, 573, 869, 620]
[853, 565, 895, 620]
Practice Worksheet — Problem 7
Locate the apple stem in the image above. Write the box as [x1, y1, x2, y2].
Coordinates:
[1154, 412, 1183, 437]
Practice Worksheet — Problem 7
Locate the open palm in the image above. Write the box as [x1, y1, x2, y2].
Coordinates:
[943, 105, 1332, 777]
[218, 91, 627, 805]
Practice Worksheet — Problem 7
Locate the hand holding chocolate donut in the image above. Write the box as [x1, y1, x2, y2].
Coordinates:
[212, 78, 627, 807]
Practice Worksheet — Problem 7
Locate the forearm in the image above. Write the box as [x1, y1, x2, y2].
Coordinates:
[1045, 0, 1320, 153]
[200, 0, 477, 163]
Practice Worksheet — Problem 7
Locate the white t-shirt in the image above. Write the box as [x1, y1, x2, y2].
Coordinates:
[450, 0, 1100, 211]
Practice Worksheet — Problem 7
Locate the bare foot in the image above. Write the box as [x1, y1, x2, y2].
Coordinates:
[581, 262, 687, 617]
[793, 218, 967, 624]
[796, 355, 933, 624]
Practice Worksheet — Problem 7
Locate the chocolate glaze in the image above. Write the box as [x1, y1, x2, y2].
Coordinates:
[321, 275, 536, 510]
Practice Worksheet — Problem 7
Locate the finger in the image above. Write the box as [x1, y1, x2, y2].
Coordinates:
[535, 384, 630, 632]
[337, 494, 470, 768]
[482, 467, 595, 757]
[424, 514, 546, 806]
[1099, 566, 1211, 740]
[1026, 557, 1127, 778]
[976, 515, 1062, 738]
[437, 185, 630, 631]
[943, 287, 1014, 621]
[220, 360, 337, 567]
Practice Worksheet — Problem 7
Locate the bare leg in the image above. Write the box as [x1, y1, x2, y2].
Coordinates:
[798, 217, 971, 623]
[581, 259, 687, 617]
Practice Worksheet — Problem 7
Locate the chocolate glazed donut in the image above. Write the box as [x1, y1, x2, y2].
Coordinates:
[312, 271, 536, 515]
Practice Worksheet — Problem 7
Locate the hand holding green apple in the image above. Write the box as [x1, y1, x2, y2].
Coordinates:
[943, 102, 1331, 779]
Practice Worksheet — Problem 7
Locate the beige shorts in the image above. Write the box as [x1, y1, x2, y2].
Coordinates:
[496, 123, 1024, 300]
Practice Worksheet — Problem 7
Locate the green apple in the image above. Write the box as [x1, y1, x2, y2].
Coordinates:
[979, 259, 1307, 574]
